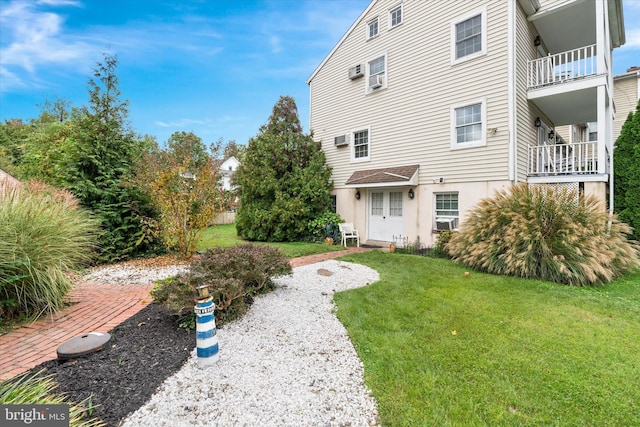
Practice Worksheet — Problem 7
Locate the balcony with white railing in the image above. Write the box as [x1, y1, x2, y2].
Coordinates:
[527, 45, 598, 90]
[528, 141, 598, 176]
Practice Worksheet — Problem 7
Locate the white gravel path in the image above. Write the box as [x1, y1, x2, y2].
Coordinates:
[121, 259, 380, 427]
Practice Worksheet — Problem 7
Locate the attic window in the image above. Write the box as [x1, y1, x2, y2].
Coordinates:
[367, 17, 379, 39]
[389, 4, 403, 28]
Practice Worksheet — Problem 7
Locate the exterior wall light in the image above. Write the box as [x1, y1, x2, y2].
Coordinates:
[408, 188, 415, 199]
[534, 117, 541, 127]
[534, 35, 541, 46]
[355, 190, 361, 200]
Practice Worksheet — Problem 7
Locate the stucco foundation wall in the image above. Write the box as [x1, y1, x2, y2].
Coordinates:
[333, 180, 512, 247]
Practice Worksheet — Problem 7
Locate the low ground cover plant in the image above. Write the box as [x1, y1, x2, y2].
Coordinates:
[446, 183, 639, 285]
[152, 244, 292, 326]
[0, 181, 99, 322]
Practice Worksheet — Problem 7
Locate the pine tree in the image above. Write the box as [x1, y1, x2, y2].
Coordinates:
[235, 96, 333, 241]
[614, 99, 640, 241]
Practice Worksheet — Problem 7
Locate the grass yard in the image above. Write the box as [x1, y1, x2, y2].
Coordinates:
[197, 224, 345, 258]
[334, 251, 640, 426]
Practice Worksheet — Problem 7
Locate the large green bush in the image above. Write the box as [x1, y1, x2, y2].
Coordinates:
[151, 244, 292, 326]
[446, 183, 639, 285]
[235, 96, 333, 242]
[0, 182, 99, 321]
[614, 99, 640, 241]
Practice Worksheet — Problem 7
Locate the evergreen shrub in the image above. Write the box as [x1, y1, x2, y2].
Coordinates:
[446, 183, 639, 285]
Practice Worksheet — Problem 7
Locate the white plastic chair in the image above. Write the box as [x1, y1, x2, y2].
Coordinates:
[338, 223, 360, 248]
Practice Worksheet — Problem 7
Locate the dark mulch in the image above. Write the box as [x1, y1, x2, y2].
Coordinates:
[27, 304, 195, 427]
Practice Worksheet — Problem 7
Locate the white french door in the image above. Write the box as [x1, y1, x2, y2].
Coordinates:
[368, 189, 404, 242]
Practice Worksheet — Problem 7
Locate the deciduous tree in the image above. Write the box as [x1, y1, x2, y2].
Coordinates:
[138, 132, 224, 259]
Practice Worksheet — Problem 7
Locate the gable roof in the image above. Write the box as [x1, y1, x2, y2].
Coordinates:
[306, 0, 377, 85]
[345, 164, 419, 187]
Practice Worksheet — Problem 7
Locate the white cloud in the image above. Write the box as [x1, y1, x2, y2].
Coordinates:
[625, 28, 640, 48]
[269, 35, 283, 54]
[155, 118, 208, 128]
[0, 0, 92, 88]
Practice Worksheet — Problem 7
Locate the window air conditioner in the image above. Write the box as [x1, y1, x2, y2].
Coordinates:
[334, 135, 348, 147]
[369, 74, 384, 89]
[348, 64, 364, 79]
[435, 217, 456, 231]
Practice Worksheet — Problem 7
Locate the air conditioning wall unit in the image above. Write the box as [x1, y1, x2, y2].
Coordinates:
[348, 64, 364, 79]
[369, 74, 384, 89]
[435, 217, 457, 231]
[334, 135, 348, 147]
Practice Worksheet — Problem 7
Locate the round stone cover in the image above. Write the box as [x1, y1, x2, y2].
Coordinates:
[57, 332, 112, 359]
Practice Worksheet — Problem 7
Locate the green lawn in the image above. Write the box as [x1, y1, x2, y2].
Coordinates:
[334, 251, 640, 426]
[197, 224, 344, 258]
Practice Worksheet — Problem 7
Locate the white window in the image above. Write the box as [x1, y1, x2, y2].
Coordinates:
[389, 4, 403, 28]
[367, 17, 379, 39]
[351, 128, 370, 162]
[435, 193, 459, 230]
[389, 192, 403, 216]
[367, 54, 387, 93]
[371, 192, 383, 216]
[451, 99, 486, 149]
[451, 9, 486, 64]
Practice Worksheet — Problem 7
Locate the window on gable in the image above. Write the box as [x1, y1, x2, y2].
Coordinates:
[389, 4, 403, 28]
[367, 54, 386, 92]
[451, 100, 485, 148]
[352, 129, 370, 162]
[367, 17, 379, 39]
[452, 10, 486, 63]
[435, 193, 459, 230]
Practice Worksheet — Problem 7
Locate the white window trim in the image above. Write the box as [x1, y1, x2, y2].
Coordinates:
[351, 126, 371, 163]
[434, 192, 460, 231]
[366, 16, 379, 40]
[388, 3, 403, 29]
[450, 99, 487, 149]
[365, 52, 387, 95]
[450, 7, 487, 65]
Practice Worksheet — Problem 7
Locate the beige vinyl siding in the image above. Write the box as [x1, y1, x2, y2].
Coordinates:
[613, 75, 639, 140]
[514, 2, 539, 182]
[309, 0, 511, 189]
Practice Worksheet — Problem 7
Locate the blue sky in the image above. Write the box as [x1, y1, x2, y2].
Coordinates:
[1, 0, 639, 148]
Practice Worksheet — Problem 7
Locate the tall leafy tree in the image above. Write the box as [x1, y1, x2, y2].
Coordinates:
[60, 53, 158, 262]
[137, 132, 224, 259]
[614, 99, 640, 241]
[235, 95, 333, 241]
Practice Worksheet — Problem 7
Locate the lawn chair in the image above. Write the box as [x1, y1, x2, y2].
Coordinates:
[338, 223, 360, 248]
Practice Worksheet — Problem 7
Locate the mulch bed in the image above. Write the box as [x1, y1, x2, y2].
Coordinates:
[27, 304, 195, 427]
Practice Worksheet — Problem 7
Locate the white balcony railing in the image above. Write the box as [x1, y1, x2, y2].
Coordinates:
[527, 45, 597, 89]
[528, 141, 598, 176]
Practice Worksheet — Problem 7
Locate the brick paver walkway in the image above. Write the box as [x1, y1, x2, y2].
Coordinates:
[0, 246, 374, 381]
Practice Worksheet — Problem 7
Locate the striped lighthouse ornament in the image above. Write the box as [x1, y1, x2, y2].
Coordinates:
[194, 285, 219, 367]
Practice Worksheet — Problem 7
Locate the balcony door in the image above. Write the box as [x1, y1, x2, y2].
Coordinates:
[368, 189, 404, 242]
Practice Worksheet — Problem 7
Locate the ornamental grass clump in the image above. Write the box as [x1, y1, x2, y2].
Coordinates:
[0, 181, 99, 321]
[0, 370, 104, 427]
[446, 183, 639, 285]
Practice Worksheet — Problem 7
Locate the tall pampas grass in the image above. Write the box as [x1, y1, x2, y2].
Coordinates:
[446, 183, 639, 285]
[0, 181, 99, 320]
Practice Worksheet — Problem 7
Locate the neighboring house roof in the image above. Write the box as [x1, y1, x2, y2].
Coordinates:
[345, 165, 419, 187]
